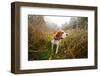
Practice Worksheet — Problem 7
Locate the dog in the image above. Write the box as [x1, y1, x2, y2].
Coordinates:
[51, 30, 68, 54]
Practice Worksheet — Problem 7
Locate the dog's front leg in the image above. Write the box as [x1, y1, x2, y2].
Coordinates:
[51, 43, 54, 52]
[56, 44, 59, 54]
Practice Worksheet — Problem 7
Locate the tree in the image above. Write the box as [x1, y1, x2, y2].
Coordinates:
[62, 17, 88, 31]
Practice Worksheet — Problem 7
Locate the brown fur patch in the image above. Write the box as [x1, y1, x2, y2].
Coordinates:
[54, 31, 64, 40]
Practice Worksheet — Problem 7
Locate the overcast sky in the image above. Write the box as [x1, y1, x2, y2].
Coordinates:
[44, 16, 71, 28]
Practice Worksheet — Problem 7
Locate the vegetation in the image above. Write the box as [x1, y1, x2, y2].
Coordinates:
[28, 15, 88, 60]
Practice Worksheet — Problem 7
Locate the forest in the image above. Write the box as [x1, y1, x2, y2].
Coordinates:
[28, 15, 88, 60]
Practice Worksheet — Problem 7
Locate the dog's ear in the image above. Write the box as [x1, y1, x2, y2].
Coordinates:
[57, 31, 62, 36]
[54, 31, 63, 40]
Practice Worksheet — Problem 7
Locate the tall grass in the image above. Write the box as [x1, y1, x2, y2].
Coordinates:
[60, 30, 88, 59]
[28, 26, 88, 60]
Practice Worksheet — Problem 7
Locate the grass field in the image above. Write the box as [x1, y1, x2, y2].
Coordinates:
[28, 28, 88, 60]
[28, 15, 88, 60]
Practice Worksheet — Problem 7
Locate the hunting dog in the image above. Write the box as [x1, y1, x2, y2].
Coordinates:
[51, 31, 68, 54]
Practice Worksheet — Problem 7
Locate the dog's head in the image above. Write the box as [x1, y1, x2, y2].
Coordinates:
[54, 31, 68, 40]
[61, 31, 68, 39]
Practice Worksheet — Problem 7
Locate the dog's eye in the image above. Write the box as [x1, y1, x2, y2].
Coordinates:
[66, 34, 68, 36]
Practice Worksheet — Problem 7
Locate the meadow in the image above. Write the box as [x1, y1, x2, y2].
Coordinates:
[28, 15, 88, 60]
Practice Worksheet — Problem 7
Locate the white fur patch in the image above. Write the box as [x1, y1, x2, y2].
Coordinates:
[62, 32, 67, 38]
[51, 39, 59, 45]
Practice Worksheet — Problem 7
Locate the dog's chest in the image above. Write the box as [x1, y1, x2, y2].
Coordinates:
[51, 39, 60, 45]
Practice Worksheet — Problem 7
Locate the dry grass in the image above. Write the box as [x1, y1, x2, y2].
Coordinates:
[28, 26, 88, 60]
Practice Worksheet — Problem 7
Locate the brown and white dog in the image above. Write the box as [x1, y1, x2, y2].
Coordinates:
[51, 31, 68, 54]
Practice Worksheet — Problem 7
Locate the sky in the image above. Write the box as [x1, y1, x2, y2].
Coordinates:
[44, 16, 71, 27]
